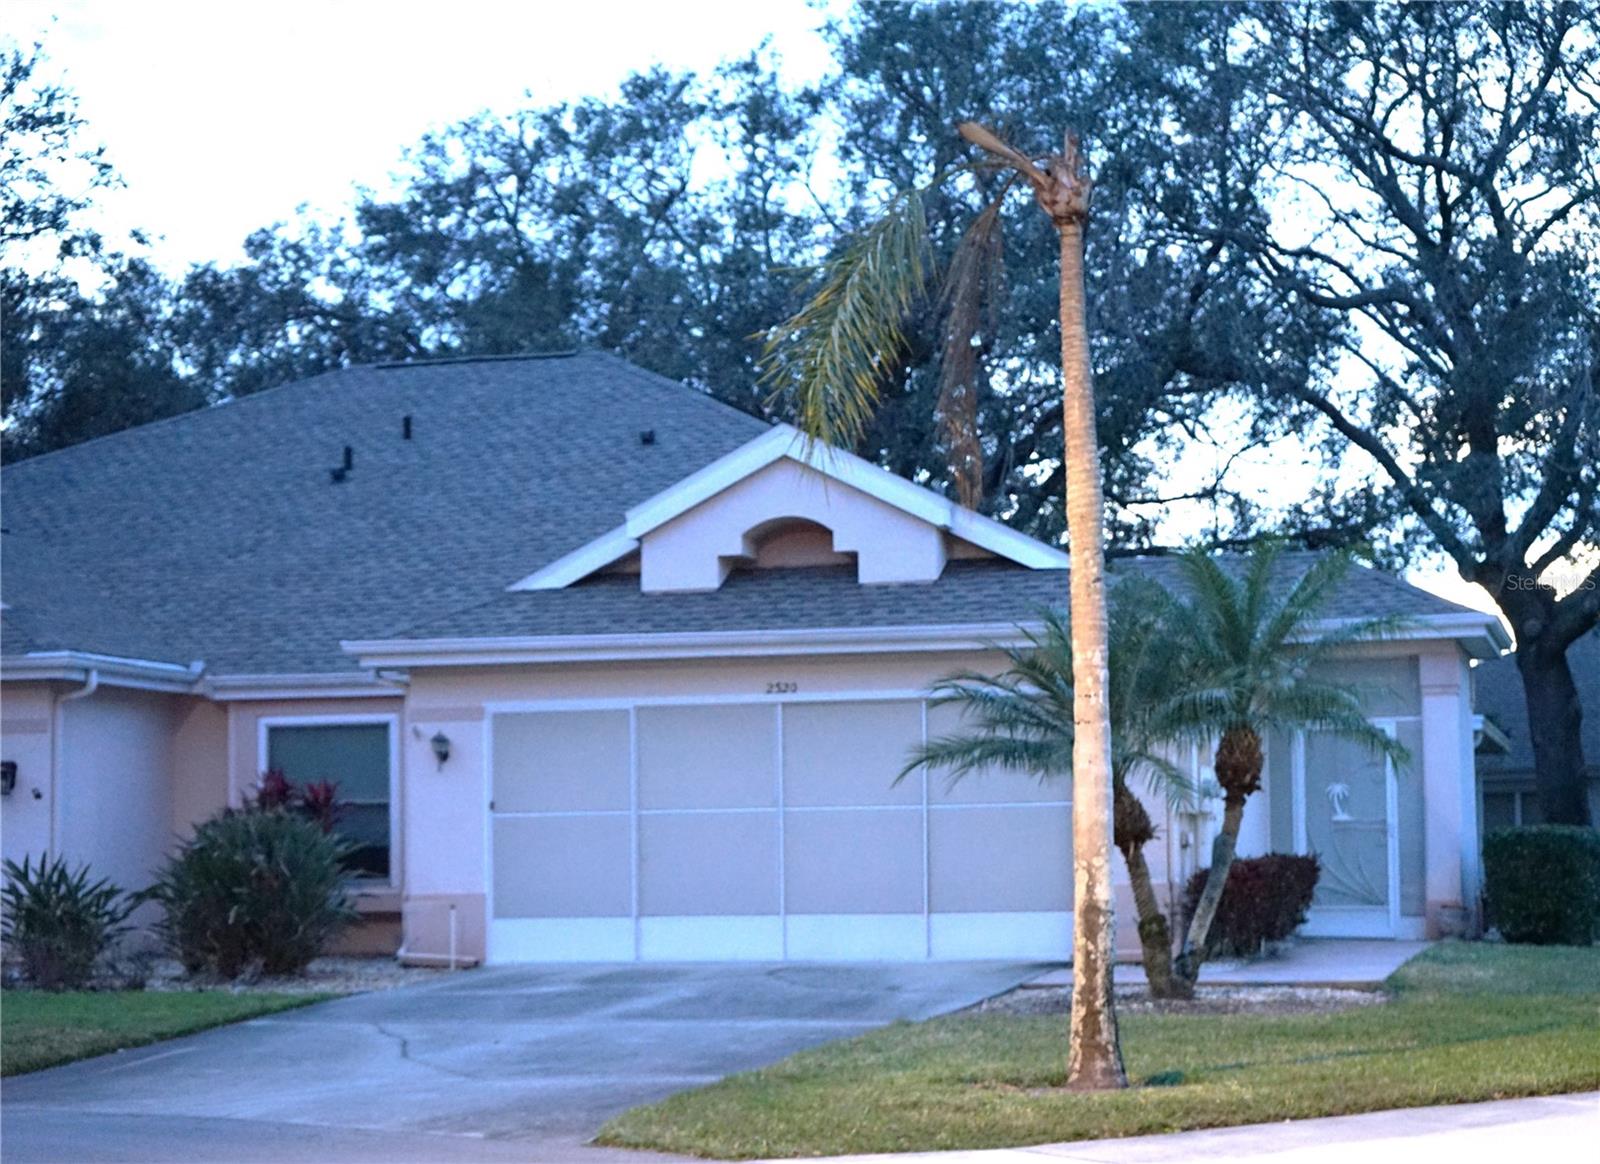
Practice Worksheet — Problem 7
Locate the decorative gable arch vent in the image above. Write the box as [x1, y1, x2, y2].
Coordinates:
[733, 517, 856, 572]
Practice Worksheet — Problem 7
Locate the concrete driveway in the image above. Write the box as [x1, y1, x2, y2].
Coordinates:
[1, 961, 1040, 1164]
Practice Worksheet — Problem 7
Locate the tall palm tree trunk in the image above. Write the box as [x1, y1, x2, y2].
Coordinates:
[1057, 188, 1127, 1092]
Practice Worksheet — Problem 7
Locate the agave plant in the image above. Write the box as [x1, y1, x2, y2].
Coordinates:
[903, 576, 1198, 998]
[2, 854, 133, 989]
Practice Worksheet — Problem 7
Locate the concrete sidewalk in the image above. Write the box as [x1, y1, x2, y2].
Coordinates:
[1028, 939, 1433, 989]
[760, 1092, 1599, 1163]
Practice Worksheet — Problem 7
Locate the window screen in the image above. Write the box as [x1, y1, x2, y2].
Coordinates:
[267, 722, 391, 879]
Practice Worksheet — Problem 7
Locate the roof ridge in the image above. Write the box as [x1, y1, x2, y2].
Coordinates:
[597, 352, 774, 429]
[1, 365, 350, 474]
[368, 349, 579, 369]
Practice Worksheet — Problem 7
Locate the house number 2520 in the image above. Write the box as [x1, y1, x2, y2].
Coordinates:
[765, 681, 798, 694]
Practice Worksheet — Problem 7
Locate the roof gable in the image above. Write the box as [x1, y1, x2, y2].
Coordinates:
[510, 424, 1069, 592]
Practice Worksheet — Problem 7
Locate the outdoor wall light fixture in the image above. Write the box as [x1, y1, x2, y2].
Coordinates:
[0, 761, 15, 797]
[430, 731, 452, 769]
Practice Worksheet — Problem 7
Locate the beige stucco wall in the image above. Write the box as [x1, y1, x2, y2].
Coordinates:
[1, 681, 185, 897]
[170, 697, 229, 838]
[56, 686, 178, 898]
[0, 682, 58, 867]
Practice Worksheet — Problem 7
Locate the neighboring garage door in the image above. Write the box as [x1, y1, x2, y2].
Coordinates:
[488, 697, 1070, 962]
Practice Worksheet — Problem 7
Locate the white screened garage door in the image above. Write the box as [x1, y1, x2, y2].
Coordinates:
[488, 698, 1071, 962]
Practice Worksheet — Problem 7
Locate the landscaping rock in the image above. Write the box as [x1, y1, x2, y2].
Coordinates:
[972, 983, 1387, 1016]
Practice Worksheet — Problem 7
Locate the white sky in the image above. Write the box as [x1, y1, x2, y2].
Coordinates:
[1, 0, 1504, 619]
[1, 0, 841, 271]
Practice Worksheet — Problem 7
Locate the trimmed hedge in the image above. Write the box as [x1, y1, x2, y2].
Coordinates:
[1483, 825, 1600, 946]
[1182, 853, 1321, 958]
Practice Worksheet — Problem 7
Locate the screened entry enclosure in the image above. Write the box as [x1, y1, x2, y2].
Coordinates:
[1265, 659, 1429, 940]
[487, 697, 1073, 962]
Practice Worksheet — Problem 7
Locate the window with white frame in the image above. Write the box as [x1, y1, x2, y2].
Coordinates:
[264, 720, 394, 880]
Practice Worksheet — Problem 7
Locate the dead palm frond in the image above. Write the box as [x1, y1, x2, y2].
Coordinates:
[937, 189, 1010, 508]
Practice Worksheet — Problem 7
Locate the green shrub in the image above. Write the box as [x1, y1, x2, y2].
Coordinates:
[144, 809, 356, 978]
[2, 855, 133, 990]
[1182, 853, 1321, 958]
[1483, 825, 1600, 946]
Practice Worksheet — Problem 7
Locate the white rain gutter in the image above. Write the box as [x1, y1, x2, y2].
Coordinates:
[342, 621, 1040, 670]
[200, 670, 408, 702]
[49, 668, 100, 853]
[2, 651, 204, 693]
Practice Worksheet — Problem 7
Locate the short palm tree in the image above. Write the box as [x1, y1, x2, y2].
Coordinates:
[904, 578, 1197, 998]
[1167, 543, 1409, 989]
[763, 121, 1127, 1090]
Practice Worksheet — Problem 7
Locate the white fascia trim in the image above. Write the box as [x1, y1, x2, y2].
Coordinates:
[201, 671, 408, 702]
[343, 621, 1035, 669]
[1, 650, 204, 693]
[1301, 611, 1510, 659]
[345, 609, 1505, 671]
[508, 526, 641, 592]
[508, 424, 1068, 592]
[623, 424, 802, 535]
[1473, 713, 1512, 756]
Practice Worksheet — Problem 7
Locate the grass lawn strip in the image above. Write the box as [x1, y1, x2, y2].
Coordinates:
[1, 990, 335, 1076]
[596, 943, 1600, 1159]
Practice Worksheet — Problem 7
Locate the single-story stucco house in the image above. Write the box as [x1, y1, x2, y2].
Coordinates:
[0, 353, 1509, 964]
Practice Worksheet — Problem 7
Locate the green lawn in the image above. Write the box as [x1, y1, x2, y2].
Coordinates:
[1, 990, 334, 1076]
[598, 943, 1600, 1159]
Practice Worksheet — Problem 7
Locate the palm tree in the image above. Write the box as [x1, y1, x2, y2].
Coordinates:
[1166, 543, 1409, 989]
[762, 123, 1126, 1090]
[904, 578, 1197, 999]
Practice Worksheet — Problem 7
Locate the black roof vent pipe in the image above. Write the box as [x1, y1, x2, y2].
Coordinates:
[331, 444, 354, 484]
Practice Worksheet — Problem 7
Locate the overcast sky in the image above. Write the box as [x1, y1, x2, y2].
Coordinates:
[2, 0, 841, 271]
[1, 0, 1504, 616]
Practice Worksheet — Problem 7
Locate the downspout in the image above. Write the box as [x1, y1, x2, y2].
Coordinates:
[50, 669, 99, 855]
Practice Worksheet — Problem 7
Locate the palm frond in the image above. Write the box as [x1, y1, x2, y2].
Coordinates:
[760, 187, 931, 452]
[1259, 683, 1411, 764]
[910, 731, 1069, 793]
[1257, 545, 1351, 655]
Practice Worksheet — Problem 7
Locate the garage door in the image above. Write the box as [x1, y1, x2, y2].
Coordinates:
[488, 698, 1070, 962]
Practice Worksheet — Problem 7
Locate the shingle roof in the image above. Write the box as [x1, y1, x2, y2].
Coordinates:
[0, 351, 1490, 676]
[1475, 629, 1600, 778]
[1, 352, 767, 673]
[377, 553, 1486, 642]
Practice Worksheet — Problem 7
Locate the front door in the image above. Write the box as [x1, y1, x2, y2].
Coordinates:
[1296, 721, 1401, 937]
